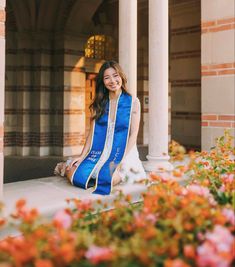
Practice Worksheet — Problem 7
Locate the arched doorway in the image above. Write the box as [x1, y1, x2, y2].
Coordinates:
[4, 0, 118, 182]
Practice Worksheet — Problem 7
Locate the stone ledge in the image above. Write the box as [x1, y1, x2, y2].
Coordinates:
[1, 176, 148, 239]
[1, 158, 189, 239]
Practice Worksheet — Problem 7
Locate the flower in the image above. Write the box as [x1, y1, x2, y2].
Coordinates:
[205, 225, 234, 252]
[196, 225, 234, 267]
[85, 245, 113, 264]
[183, 244, 196, 259]
[0, 131, 234, 267]
[222, 208, 235, 226]
[186, 184, 216, 205]
[164, 258, 190, 267]
[53, 209, 72, 229]
[35, 259, 54, 267]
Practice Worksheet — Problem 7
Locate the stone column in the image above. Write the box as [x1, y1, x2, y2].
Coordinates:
[0, 0, 5, 198]
[145, 0, 172, 172]
[119, 0, 137, 98]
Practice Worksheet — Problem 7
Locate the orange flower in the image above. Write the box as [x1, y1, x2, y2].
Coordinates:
[10, 238, 38, 266]
[125, 194, 132, 202]
[35, 259, 53, 267]
[138, 251, 152, 265]
[149, 173, 162, 182]
[58, 243, 75, 264]
[142, 226, 157, 240]
[0, 218, 5, 227]
[168, 245, 179, 258]
[165, 258, 190, 267]
[33, 227, 47, 239]
[16, 199, 26, 210]
[184, 222, 194, 231]
[24, 208, 39, 223]
[183, 244, 196, 259]
[172, 170, 183, 178]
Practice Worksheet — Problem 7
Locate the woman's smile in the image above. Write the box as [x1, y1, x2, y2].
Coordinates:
[103, 67, 122, 93]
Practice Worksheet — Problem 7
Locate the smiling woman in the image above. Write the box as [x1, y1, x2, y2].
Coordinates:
[54, 61, 146, 195]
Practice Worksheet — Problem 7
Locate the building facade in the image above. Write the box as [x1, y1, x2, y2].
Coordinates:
[0, 0, 234, 194]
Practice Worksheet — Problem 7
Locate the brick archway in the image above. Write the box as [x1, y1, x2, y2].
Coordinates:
[3, 0, 118, 183]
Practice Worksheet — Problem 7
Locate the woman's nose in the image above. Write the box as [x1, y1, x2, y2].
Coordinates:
[109, 77, 115, 83]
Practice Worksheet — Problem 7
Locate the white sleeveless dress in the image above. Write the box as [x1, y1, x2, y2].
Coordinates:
[91, 120, 146, 183]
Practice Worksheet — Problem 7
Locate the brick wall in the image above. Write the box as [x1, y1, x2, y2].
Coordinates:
[0, 0, 5, 196]
[4, 35, 88, 157]
[170, 0, 201, 150]
[201, 0, 235, 150]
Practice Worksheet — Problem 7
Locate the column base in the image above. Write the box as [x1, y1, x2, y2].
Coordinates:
[143, 155, 173, 172]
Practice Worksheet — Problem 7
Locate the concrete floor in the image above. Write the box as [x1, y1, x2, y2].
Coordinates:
[1, 176, 148, 238]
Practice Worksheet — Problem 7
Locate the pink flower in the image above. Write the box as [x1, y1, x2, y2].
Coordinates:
[218, 184, 225, 192]
[222, 208, 235, 226]
[85, 245, 113, 264]
[53, 209, 72, 229]
[197, 241, 229, 267]
[197, 232, 204, 241]
[181, 188, 188, 196]
[186, 185, 216, 205]
[200, 159, 212, 169]
[145, 213, 158, 224]
[221, 173, 234, 183]
[205, 225, 233, 252]
[196, 225, 234, 267]
[187, 184, 210, 196]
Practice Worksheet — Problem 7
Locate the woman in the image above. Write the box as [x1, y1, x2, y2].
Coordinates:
[54, 60, 146, 195]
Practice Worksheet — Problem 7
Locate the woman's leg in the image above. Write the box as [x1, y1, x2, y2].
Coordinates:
[65, 165, 77, 183]
[54, 162, 77, 184]
[112, 168, 122, 186]
[54, 162, 67, 176]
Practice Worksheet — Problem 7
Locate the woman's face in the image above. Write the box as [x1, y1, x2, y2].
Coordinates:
[103, 67, 122, 93]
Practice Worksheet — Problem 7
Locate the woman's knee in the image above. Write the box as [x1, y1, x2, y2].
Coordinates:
[112, 170, 121, 186]
[66, 165, 77, 183]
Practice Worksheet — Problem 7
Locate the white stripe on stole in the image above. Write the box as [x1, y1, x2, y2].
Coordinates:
[92, 92, 123, 192]
[84, 96, 113, 189]
[109, 96, 133, 193]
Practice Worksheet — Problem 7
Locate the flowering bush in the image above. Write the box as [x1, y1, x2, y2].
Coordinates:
[169, 140, 186, 161]
[0, 131, 234, 267]
[185, 130, 235, 206]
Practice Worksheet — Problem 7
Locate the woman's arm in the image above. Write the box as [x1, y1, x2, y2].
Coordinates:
[125, 98, 141, 156]
[68, 119, 94, 168]
[80, 119, 94, 158]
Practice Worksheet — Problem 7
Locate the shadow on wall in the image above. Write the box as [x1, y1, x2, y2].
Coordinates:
[4, 146, 149, 183]
[4, 156, 64, 183]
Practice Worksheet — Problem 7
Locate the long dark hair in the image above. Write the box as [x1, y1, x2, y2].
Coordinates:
[90, 60, 130, 120]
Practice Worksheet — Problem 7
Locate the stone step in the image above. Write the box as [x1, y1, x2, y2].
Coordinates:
[1, 176, 148, 239]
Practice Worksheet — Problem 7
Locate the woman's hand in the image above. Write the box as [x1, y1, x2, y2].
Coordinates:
[67, 156, 83, 170]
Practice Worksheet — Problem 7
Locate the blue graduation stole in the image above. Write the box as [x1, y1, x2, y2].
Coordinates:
[71, 92, 132, 195]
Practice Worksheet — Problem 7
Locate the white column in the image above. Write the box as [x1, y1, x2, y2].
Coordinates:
[119, 0, 137, 98]
[145, 0, 172, 172]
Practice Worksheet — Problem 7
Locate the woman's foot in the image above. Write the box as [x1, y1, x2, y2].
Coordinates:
[54, 162, 67, 177]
